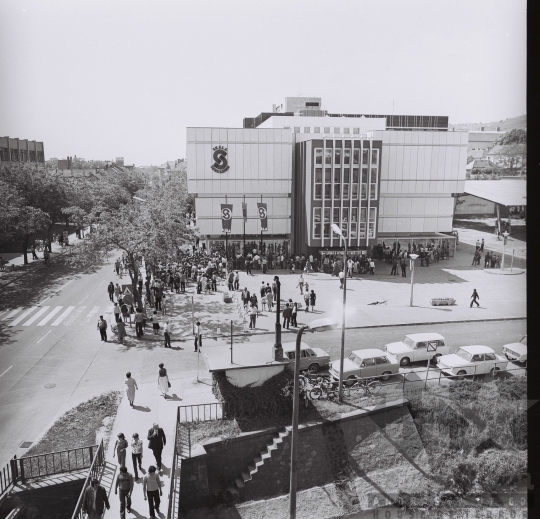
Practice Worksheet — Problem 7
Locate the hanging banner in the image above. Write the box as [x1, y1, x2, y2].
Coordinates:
[242, 202, 247, 223]
[257, 203, 268, 231]
[221, 204, 233, 233]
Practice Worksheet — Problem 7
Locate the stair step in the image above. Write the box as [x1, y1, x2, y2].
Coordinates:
[260, 451, 272, 460]
[241, 470, 251, 482]
[253, 454, 262, 463]
[248, 463, 256, 473]
[235, 478, 245, 489]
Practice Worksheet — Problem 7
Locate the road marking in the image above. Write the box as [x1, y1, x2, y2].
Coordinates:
[37, 306, 63, 326]
[57, 280, 73, 291]
[2, 308, 22, 321]
[23, 306, 51, 326]
[64, 306, 86, 326]
[51, 306, 75, 326]
[9, 307, 38, 327]
[79, 295, 89, 304]
[99, 280, 106, 286]
[39, 296, 51, 305]
[0, 366, 13, 378]
[85, 306, 100, 323]
[0, 310, 11, 320]
[37, 330, 52, 343]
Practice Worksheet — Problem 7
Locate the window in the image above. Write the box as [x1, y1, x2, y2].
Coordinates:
[353, 149, 360, 164]
[294, 127, 300, 133]
[368, 208, 376, 238]
[361, 167, 368, 199]
[343, 149, 351, 165]
[360, 208, 366, 238]
[314, 168, 322, 199]
[287, 352, 295, 360]
[416, 342, 427, 350]
[342, 208, 349, 223]
[485, 353, 497, 361]
[334, 148, 341, 165]
[350, 208, 358, 238]
[313, 208, 321, 238]
[303, 127, 311, 133]
[344, 128, 350, 134]
[323, 208, 330, 223]
[341, 223, 348, 238]
[315, 148, 323, 165]
[362, 149, 369, 165]
[324, 168, 331, 199]
[324, 127, 330, 133]
[352, 168, 359, 199]
[334, 127, 340, 133]
[375, 356, 389, 364]
[353, 128, 360, 134]
[314, 127, 321, 133]
[306, 101, 319, 107]
[333, 208, 340, 222]
[334, 169, 341, 199]
[361, 357, 375, 366]
[351, 207, 358, 223]
[370, 167, 378, 200]
[371, 149, 379, 165]
[325, 148, 332, 164]
[323, 223, 330, 238]
[471, 354, 484, 362]
[343, 168, 350, 199]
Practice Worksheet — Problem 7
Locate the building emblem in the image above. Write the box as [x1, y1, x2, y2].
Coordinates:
[211, 146, 230, 173]
[221, 206, 232, 221]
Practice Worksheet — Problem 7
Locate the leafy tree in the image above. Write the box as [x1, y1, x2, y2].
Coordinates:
[495, 129, 526, 174]
[498, 128, 526, 145]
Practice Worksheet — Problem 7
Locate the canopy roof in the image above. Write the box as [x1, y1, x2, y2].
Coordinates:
[464, 179, 526, 207]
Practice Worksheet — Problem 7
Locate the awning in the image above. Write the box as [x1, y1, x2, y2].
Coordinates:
[464, 179, 527, 207]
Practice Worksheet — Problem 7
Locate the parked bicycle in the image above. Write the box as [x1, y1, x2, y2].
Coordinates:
[343, 377, 382, 397]
[309, 376, 340, 400]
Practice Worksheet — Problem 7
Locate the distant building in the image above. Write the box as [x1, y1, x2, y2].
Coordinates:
[0, 136, 45, 163]
[466, 130, 504, 156]
[115, 157, 125, 167]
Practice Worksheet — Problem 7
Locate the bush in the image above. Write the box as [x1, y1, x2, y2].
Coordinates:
[451, 460, 477, 494]
[212, 370, 294, 420]
[495, 377, 527, 401]
[473, 449, 527, 491]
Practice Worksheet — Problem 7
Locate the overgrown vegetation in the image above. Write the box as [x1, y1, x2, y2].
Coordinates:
[178, 419, 241, 448]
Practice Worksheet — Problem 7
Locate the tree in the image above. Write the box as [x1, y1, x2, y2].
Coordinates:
[496, 129, 526, 174]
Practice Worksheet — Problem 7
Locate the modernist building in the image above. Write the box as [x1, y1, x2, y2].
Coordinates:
[187, 98, 467, 257]
[0, 136, 45, 163]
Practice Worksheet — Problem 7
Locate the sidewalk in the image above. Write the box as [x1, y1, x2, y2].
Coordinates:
[103, 376, 217, 519]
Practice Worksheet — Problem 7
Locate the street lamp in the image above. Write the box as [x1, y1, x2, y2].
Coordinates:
[331, 223, 347, 403]
[501, 231, 509, 269]
[273, 276, 283, 361]
[408, 254, 419, 307]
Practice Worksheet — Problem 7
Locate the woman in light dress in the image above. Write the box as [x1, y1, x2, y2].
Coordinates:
[125, 372, 138, 407]
[158, 363, 170, 398]
[113, 432, 128, 466]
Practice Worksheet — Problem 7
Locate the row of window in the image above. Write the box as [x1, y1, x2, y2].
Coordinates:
[313, 167, 378, 200]
[315, 148, 378, 166]
[313, 207, 376, 240]
[294, 127, 364, 134]
[0, 148, 44, 162]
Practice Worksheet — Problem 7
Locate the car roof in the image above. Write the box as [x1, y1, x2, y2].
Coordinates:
[405, 333, 445, 341]
[351, 348, 386, 358]
[283, 342, 312, 352]
[457, 345, 494, 354]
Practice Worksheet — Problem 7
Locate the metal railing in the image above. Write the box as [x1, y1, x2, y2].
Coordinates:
[167, 411, 181, 519]
[177, 402, 227, 423]
[0, 458, 17, 499]
[70, 440, 105, 519]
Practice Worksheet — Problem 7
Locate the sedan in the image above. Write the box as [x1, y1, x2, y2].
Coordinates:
[437, 345, 508, 377]
[329, 348, 399, 383]
[503, 335, 527, 364]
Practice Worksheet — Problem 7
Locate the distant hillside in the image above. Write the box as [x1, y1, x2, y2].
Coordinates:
[449, 114, 526, 132]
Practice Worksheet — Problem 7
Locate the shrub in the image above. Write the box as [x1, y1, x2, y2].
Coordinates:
[473, 449, 527, 491]
[495, 377, 527, 401]
[451, 460, 477, 494]
[448, 379, 483, 401]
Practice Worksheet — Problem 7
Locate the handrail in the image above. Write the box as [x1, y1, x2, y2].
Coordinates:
[167, 409, 181, 519]
[70, 440, 105, 519]
[177, 402, 227, 423]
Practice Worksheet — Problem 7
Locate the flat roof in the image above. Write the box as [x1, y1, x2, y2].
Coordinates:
[464, 179, 527, 207]
[204, 342, 290, 372]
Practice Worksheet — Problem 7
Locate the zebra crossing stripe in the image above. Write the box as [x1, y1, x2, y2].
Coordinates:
[85, 306, 100, 323]
[51, 306, 76, 326]
[9, 307, 38, 327]
[2, 308, 22, 321]
[23, 307, 51, 326]
[37, 306, 63, 326]
[64, 306, 86, 326]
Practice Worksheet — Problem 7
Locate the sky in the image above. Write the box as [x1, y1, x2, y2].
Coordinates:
[0, 0, 526, 166]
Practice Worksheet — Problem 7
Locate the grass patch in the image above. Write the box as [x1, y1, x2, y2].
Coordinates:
[179, 419, 242, 447]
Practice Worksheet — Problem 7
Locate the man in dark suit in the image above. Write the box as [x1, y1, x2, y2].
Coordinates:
[282, 303, 292, 329]
[241, 288, 250, 307]
[147, 422, 166, 470]
[82, 478, 110, 519]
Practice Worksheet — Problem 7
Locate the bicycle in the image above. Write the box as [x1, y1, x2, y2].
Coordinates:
[343, 377, 382, 397]
[309, 376, 340, 400]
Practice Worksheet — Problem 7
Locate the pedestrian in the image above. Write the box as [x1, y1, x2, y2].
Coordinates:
[266, 290, 273, 312]
[228, 270, 234, 291]
[121, 302, 131, 325]
[131, 433, 143, 480]
[157, 363, 170, 397]
[134, 307, 144, 337]
[147, 423, 166, 470]
[211, 273, 217, 291]
[194, 321, 202, 351]
[476, 239, 480, 251]
[117, 319, 127, 345]
[400, 258, 407, 277]
[31, 245, 38, 260]
[82, 478, 110, 519]
[125, 372, 138, 407]
[490, 253, 496, 268]
[97, 316, 108, 342]
[234, 271, 240, 290]
[180, 271, 186, 293]
[480, 238, 484, 252]
[112, 302, 120, 323]
[245, 257, 252, 276]
[470, 289, 480, 308]
[115, 283, 122, 300]
[113, 433, 128, 467]
[161, 295, 167, 316]
[249, 304, 257, 329]
[115, 465, 134, 519]
[291, 303, 298, 327]
[390, 257, 398, 276]
[163, 320, 172, 348]
[283, 303, 291, 329]
[297, 274, 304, 294]
[260, 281, 266, 299]
[143, 465, 163, 518]
[304, 291, 310, 312]
[495, 255, 501, 269]
[484, 251, 490, 268]
[339, 270, 344, 289]
[272, 279, 277, 301]
[309, 289, 316, 311]
[152, 311, 160, 335]
[107, 282, 115, 302]
[369, 258, 375, 275]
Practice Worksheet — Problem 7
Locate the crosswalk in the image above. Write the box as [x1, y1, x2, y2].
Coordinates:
[1, 305, 114, 328]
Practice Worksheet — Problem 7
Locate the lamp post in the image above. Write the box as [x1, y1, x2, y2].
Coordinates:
[409, 254, 419, 307]
[331, 223, 347, 403]
[273, 276, 283, 360]
[501, 231, 509, 269]
[289, 325, 308, 519]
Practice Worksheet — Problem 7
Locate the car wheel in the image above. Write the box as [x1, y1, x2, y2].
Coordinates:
[456, 370, 467, 377]
[345, 376, 357, 387]
[308, 363, 319, 374]
[309, 387, 322, 400]
[431, 354, 441, 365]
[400, 357, 410, 367]
[381, 371, 392, 381]
[490, 367, 500, 378]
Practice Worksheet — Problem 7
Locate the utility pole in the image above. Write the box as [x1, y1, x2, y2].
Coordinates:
[274, 276, 283, 361]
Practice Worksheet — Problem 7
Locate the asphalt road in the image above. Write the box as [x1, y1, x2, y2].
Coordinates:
[0, 255, 527, 469]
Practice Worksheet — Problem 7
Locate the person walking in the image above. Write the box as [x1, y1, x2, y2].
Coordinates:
[291, 303, 298, 327]
[131, 433, 143, 480]
[97, 316, 108, 342]
[134, 308, 144, 337]
[157, 363, 170, 397]
[143, 465, 163, 518]
[163, 320, 172, 348]
[233, 271, 240, 290]
[475, 239, 480, 251]
[309, 289, 316, 312]
[369, 258, 375, 275]
[147, 423, 166, 470]
[484, 251, 491, 269]
[339, 270, 345, 289]
[249, 304, 257, 329]
[82, 478, 110, 519]
[470, 289, 480, 308]
[31, 245, 38, 260]
[117, 319, 127, 345]
[125, 372, 138, 407]
[113, 302, 121, 323]
[400, 257, 407, 277]
[114, 465, 134, 519]
[266, 290, 273, 312]
[480, 238, 484, 252]
[107, 282, 115, 302]
[194, 321, 202, 351]
[297, 274, 305, 295]
[151, 311, 160, 335]
[282, 303, 291, 329]
[113, 433, 128, 467]
[303, 291, 310, 312]
[390, 257, 398, 276]
[245, 257, 252, 276]
[115, 283, 122, 300]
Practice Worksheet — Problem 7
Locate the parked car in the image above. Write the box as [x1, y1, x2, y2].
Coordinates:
[384, 333, 449, 366]
[283, 342, 330, 373]
[329, 348, 399, 383]
[437, 345, 508, 377]
[503, 335, 527, 363]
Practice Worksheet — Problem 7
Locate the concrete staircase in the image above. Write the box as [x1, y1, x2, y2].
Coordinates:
[233, 427, 291, 492]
